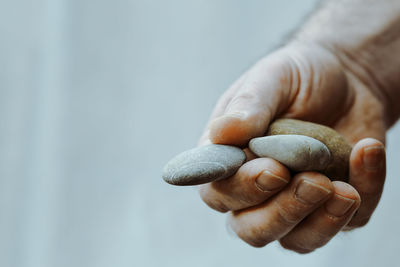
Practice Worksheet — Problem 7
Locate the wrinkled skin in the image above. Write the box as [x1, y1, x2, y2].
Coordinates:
[198, 43, 387, 253]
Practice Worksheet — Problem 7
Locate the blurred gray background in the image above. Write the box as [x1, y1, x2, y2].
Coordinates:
[1, 1, 400, 267]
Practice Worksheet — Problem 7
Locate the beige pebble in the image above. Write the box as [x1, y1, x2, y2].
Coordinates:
[267, 119, 352, 181]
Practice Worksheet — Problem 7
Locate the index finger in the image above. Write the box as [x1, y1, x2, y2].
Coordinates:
[198, 72, 248, 146]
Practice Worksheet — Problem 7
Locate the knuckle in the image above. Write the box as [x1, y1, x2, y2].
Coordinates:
[275, 202, 303, 225]
[229, 90, 258, 106]
[199, 186, 229, 213]
[306, 233, 329, 250]
[244, 238, 269, 248]
[237, 227, 274, 248]
[216, 89, 236, 107]
[219, 88, 235, 101]
[230, 217, 275, 248]
[209, 200, 229, 213]
[280, 232, 329, 253]
[280, 239, 314, 254]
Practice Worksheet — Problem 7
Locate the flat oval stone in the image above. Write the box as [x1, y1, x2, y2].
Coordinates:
[162, 144, 246, 186]
[249, 135, 331, 172]
[267, 119, 352, 181]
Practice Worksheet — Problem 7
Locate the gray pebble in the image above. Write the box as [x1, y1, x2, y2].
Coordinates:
[162, 144, 246, 185]
[249, 135, 331, 172]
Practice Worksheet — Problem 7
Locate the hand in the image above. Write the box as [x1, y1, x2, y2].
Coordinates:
[198, 42, 387, 253]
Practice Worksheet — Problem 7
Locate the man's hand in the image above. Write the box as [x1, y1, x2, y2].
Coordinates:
[198, 42, 388, 253]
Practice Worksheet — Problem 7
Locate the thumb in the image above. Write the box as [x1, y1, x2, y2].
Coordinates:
[208, 44, 348, 146]
[209, 49, 297, 146]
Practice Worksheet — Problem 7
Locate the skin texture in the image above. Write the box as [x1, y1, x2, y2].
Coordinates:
[197, 17, 396, 252]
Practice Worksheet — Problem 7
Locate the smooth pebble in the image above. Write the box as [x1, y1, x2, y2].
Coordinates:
[249, 135, 331, 172]
[162, 144, 246, 185]
[268, 119, 352, 181]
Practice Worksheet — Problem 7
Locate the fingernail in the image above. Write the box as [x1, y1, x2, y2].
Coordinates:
[255, 170, 288, 192]
[295, 180, 331, 204]
[363, 145, 385, 171]
[325, 194, 355, 217]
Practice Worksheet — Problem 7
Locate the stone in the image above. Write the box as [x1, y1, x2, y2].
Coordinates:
[267, 119, 352, 181]
[162, 144, 246, 186]
[249, 135, 331, 172]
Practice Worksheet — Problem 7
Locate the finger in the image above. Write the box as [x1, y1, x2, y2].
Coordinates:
[209, 50, 297, 146]
[228, 172, 333, 247]
[346, 138, 386, 229]
[199, 158, 291, 212]
[198, 73, 248, 146]
[242, 148, 258, 162]
[279, 181, 360, 253]
[209, 44, 351, 146]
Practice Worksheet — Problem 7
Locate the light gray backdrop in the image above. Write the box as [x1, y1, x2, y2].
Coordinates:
[1, 1, 399, 267]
